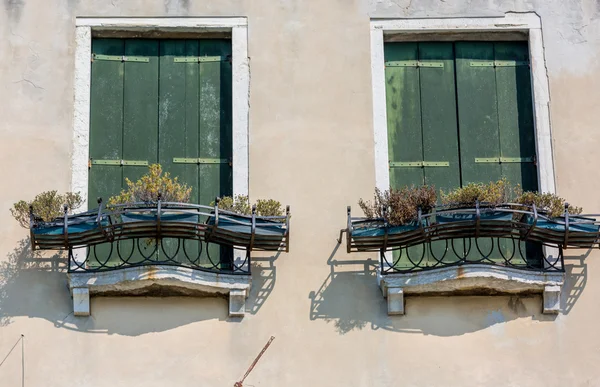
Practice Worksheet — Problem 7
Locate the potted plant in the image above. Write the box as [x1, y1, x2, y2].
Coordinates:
[353, 186, 436, 249]
[515, 191, 598, 247]
[108, 164, 196, 224]
[10, 191, 105, 249]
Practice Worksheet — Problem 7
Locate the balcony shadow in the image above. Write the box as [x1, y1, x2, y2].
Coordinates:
[561, 247, 590, 314]
[309, 241, 574, 336]
[246, 252, 279, 315]
[0, 238, 272, 336]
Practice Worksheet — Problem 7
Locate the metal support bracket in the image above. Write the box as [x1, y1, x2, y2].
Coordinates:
[174, 55, 231, 63]
[92, 54, 149, 63]
[173, 157, 230, 165]
[470, 60, 529, 67]
[385, 60, 444, 68]
[389, 161, 449, 168]
[90, 160, 149, 166]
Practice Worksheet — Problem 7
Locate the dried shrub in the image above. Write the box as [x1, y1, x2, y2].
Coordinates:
[256, 199, 284, 217]
[359, 186, 437, 226]
[515, 191, 582, 218]
[108, 164, 192, 206]
[213, 196, 284, 217]
[11, 191, 83, 228]
[441, 178, 513, 207]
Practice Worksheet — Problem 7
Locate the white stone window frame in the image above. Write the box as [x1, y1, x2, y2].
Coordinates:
[69, 17, 250, 318]
[369, 13, 564, 315]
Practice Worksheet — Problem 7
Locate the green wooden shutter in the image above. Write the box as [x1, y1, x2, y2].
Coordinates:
[418, 43, 462, 266]
[198, 40, 234, 269]
[89, 39, 125, 209]
[89, 39, 126, 268]
[385, 41, 541, 270]
[88, 38, 232, 269]
[157, 39, 233, 268]
[158, 40, 201, 265]
[385, 43, 424, 189]
[494, 42, 542, 266]
[495, 42, 538, 190]
[385, 42, 462, 268]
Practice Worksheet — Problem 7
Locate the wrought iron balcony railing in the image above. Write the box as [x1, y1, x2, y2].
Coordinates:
[339, 202, 599, 274]
[29, 199, 291, 275]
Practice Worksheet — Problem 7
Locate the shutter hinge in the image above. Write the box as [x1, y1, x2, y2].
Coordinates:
[173, 55, 232, 64]
[92, 54, 150, 63]
[385, 60, 444, 68]
[469, 60, 529, 67]
[389, 161, 449, 168]
[89, 159, 149, 166]
[173, 158, 231, 166]
[475, 157, 535, 163]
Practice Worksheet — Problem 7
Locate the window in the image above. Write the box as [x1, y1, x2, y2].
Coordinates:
[69, 18, 251, 318]
[369, 14, 564, 315]
[385, 41, 543, 269]
[88, 38, 233, 268]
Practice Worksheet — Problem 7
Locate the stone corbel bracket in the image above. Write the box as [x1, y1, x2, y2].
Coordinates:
[68, 265, 251, 318]
[378, 264, 564, 316]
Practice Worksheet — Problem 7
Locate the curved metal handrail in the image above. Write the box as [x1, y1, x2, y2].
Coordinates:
[341, 202, 600, 253]
[30, 198, 291, 253]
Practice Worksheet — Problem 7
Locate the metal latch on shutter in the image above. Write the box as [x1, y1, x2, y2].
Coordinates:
[469, 60, 529, 67]
[89, 159, 149, 167]
[389, 161, 449, 168]
[173, 158, 231, 166]
[92, 54, 150, 63]
[385, 61, 444, 68]
[475, 157, 535, 163]
[173, 55, 232, 63]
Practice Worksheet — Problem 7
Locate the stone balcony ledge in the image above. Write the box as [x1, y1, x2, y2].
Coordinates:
[68, 265, 251, 318]
[378, 264, 565, 316]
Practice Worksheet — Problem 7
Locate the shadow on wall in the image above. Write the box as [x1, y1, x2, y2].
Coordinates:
[308, 242, 588, 336]
[0, 238, 278, 336]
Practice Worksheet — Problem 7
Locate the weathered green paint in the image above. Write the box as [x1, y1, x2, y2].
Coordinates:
[385, 43, 423, 190]
[385, 41, 540, 269]
[89, 38, 233, 268]
[89, 39, 126, 267]
[198, 39, 233, 268]
[494, 42, 540, 265]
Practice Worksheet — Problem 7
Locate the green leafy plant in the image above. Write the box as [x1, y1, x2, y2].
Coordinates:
[441, 178, 513, 207]
[11, 191, 83, 228]
[213, 195, 284, 217]
[359, 186, 437, 226]
[108, 164, 192, 206]
[515, 191, 582, 218]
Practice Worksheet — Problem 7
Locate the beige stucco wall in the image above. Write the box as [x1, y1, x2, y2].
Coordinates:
[1, 0, 600, 386]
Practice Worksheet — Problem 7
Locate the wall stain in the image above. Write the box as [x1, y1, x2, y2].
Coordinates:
[164, 0, 190, 15]
[507, 295, 527, 314]
[4, 0, 25, 23]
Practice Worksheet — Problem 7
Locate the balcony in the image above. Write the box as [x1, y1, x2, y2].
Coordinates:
[341, 202, 598, 315]
[29, 200, 290, 317]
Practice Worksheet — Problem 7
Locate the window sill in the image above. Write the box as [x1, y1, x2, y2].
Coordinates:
[68, 265, 251, 317]
[378, 264, 564, 316]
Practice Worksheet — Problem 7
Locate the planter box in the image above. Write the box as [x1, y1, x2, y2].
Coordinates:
[350, 220, 426, 251]
[431, 209, 517, 241]
[207, 213, 287, 251]
[32, 215, 110, 249]
[522, 214, 600, 248]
